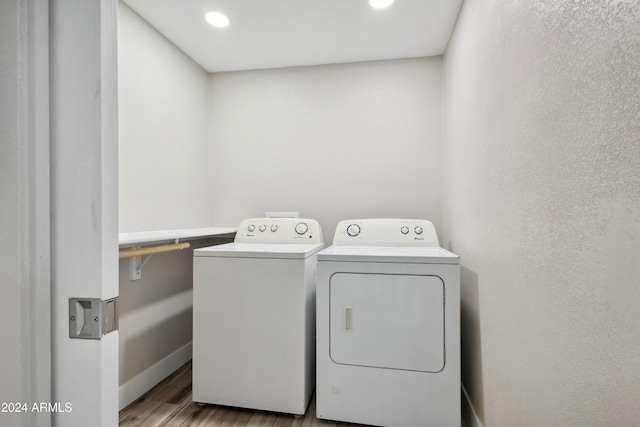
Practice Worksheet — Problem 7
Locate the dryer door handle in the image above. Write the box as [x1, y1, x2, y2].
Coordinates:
[343, 306, 353, 332]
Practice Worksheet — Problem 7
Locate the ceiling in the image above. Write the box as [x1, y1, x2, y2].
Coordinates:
[123, 0, 463, 73]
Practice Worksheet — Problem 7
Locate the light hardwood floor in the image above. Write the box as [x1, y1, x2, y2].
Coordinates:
[119, 362, 469, 426]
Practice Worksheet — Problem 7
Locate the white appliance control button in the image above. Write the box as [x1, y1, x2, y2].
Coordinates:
[270, 224, 278, 232]
[259, 224, 267, 232]
[247, 224, 255, 232]
[414, 226, 423, 235]
[295, 222, 309, 235]
[346, 224, 361, 237]
[400, 226, 409, 234]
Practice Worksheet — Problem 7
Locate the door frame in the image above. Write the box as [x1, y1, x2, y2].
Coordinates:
[3, 1, 119, 426]
[0, 0, 51, 426]
[49, 0, 120, 425]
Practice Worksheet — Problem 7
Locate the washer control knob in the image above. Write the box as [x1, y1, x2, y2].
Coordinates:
[414, 226, 423, 235]
[400, 226, 410, 235]
[295, 222, 309, 235]
[259, 224, 266, 232]
[346, 224, 361, 237]
[270, 224, 278, 232]
[247, 224, 255, 232]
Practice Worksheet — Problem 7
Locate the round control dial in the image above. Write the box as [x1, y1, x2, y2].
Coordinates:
[270, 224, 278, 232]
[414, 226, 423, 235]
[295, 222, 309, 235]
[346, 224, 361, 237]
[400, 226, 409, 235]
[247, 224, 255, 232]
[259, 224, 266, 232]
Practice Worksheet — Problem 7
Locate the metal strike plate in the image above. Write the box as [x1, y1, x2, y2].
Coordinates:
[69, 297, 118, 339]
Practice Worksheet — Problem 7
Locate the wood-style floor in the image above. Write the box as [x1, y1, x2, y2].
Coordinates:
[119, 362, 469, 426]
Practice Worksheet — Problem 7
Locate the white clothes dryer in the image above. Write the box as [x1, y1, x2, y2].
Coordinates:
[316, 219, 460, 427]
[193, 217, 323, 415]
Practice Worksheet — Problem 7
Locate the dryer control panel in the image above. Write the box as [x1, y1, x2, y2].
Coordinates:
[235, 218, 323, 244]
[333, 218, 439, 247]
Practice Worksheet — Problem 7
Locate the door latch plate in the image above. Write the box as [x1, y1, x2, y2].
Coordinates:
[69, 297, 118, 339]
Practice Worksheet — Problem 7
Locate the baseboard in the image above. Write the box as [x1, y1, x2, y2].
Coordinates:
[461, 383, 484, 427]
[119, 341, 192, 410]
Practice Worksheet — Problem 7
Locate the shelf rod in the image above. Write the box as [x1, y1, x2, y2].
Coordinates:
[119, 242, 191, 259]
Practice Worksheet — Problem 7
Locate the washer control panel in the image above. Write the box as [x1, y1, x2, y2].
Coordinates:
[333, 218, 439, 247]
[235, 218, 323, 244]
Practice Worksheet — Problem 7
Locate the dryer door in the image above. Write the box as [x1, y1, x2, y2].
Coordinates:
[329, 273, 444, 372]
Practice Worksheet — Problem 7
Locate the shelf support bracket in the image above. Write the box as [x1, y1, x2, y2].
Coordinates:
[129, 245, 142, 281]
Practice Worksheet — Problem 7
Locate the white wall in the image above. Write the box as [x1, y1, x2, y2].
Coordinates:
[209, 58, 443, 242]
[118, 251, 194, 384]
[443, 1, 640, 426]
[117, 2, 219, 402]
[118, 2, 210, 232]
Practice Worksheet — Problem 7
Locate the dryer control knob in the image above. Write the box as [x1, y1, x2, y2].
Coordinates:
[347, 224, 361, 237]
[247, 224, 255, 232]
[259, 224, 267, 232]
[414, 226, 423, 235]
[270, 224, 278, 232]
[295, 222, 308, 235]
[400, 226, 409, 234]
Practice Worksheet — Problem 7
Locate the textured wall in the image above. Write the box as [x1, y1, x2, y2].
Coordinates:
[443, 1, 640, 426]
[209, 58, 443, 242]
[118, 2, 210, 232]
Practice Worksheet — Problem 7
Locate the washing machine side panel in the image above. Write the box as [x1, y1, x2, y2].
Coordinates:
[302, 254, 318, 406]
[193, 256, 311, 414]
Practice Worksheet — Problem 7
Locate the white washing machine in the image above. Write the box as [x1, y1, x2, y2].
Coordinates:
[316, 219, 460, 427]
[193, 217, 324, 415]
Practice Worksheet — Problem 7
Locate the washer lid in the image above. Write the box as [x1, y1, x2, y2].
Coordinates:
[194, 242, 325, 259]
[317, 245, 459, 264]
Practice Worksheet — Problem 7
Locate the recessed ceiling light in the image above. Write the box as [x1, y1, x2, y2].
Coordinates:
[205, 11, 229, 28]
[369, 0, 394, 9]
